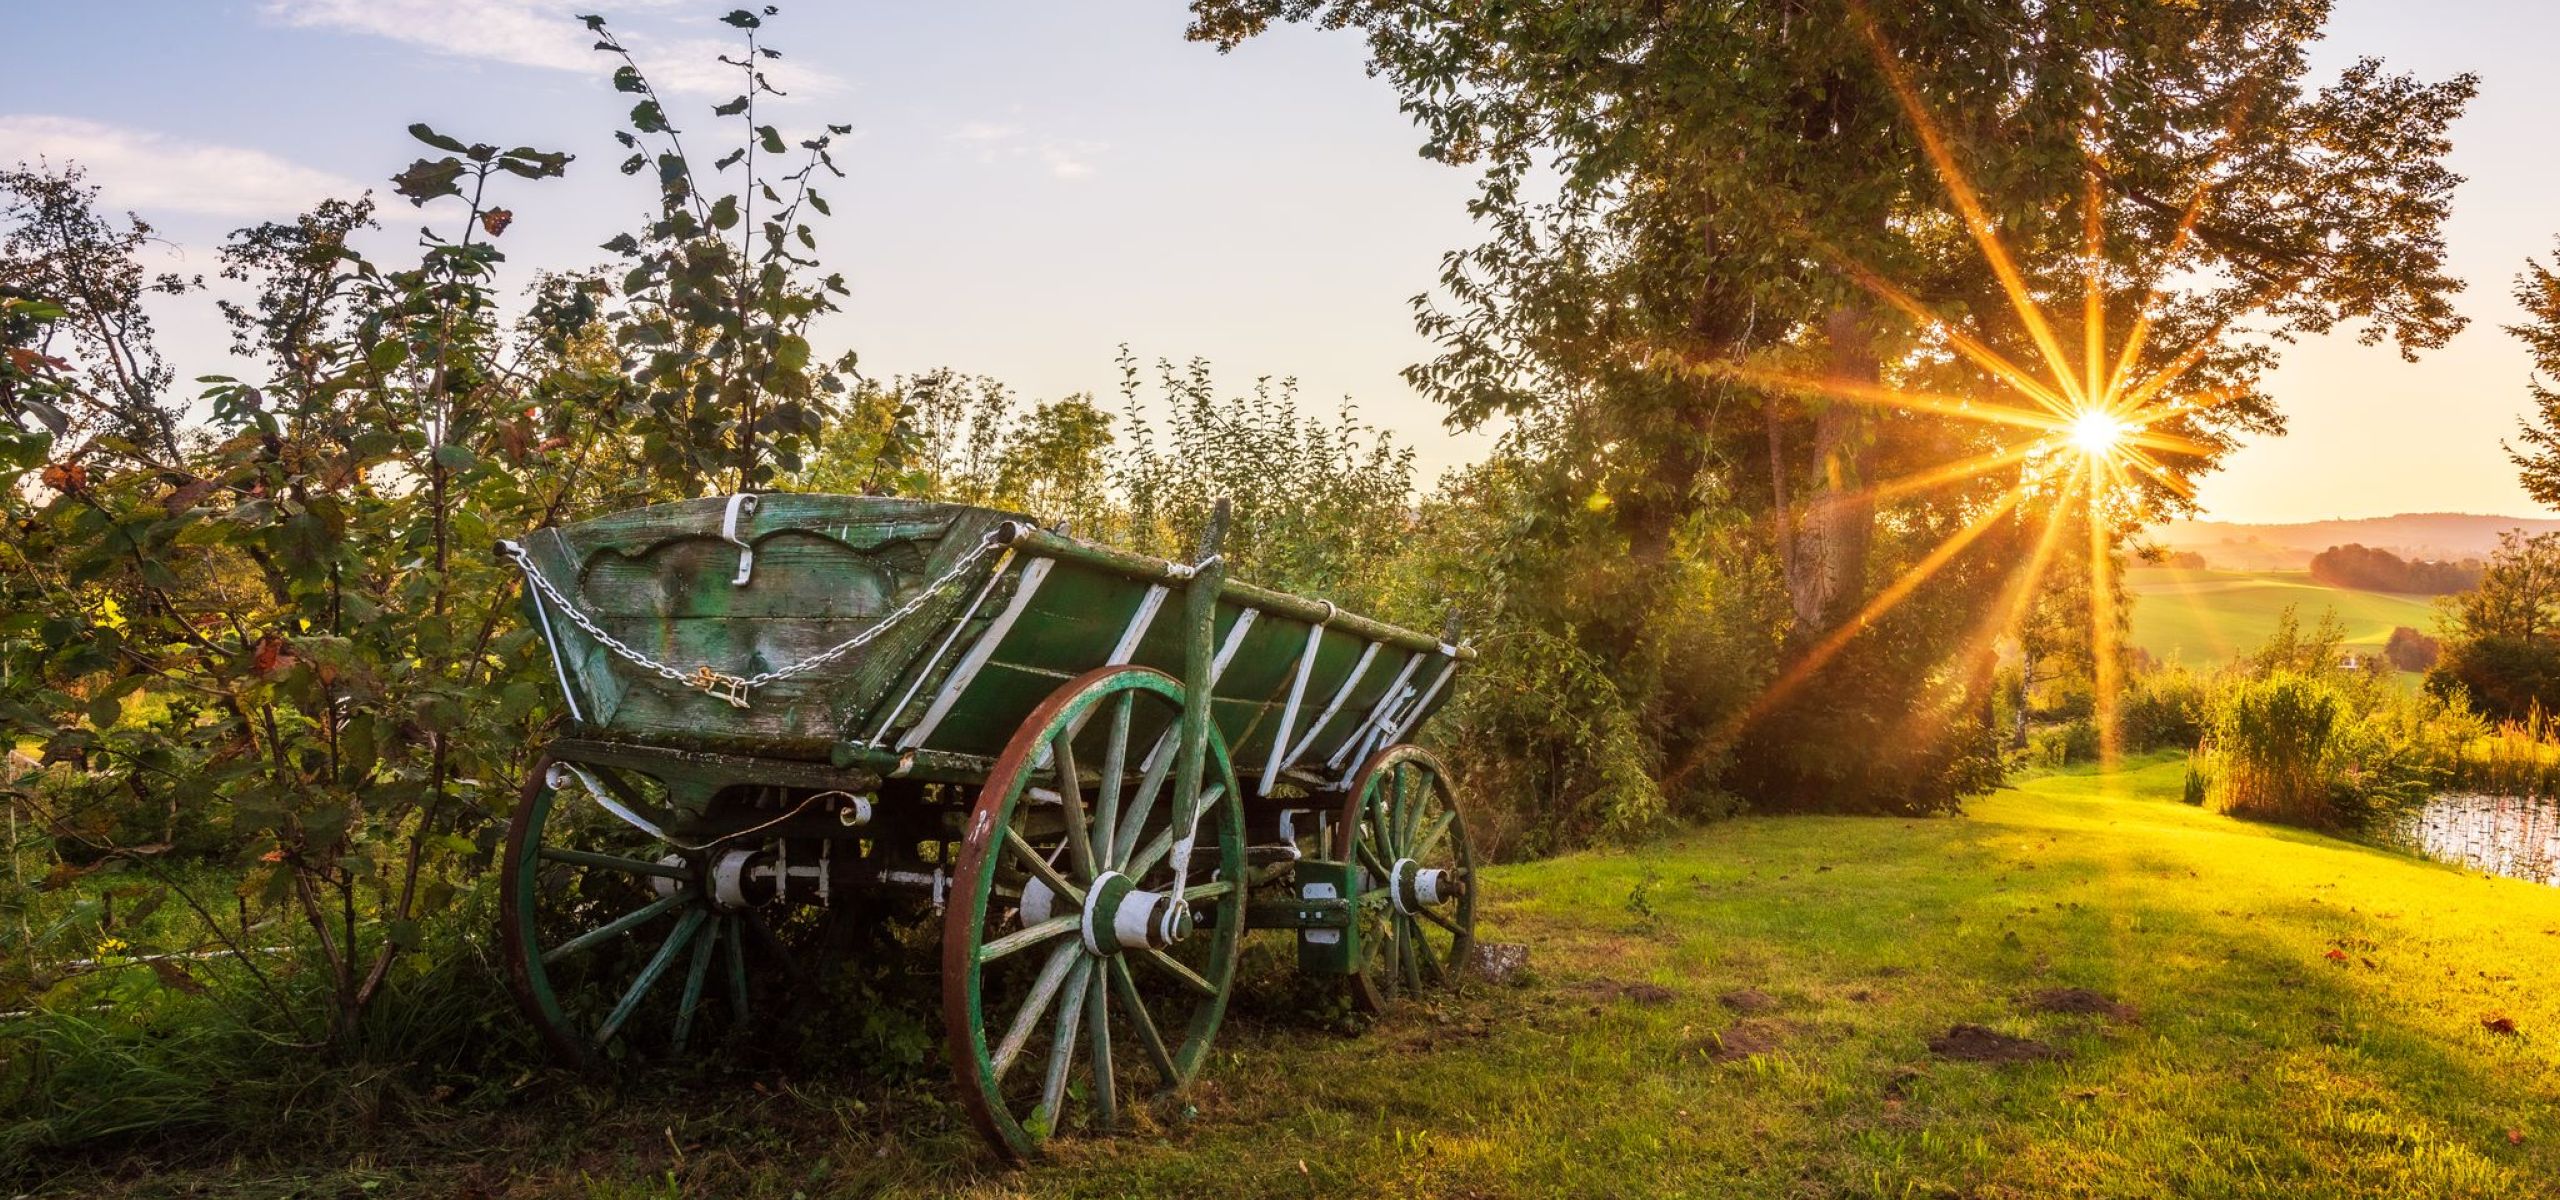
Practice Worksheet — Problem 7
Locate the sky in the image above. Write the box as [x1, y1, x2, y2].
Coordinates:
[2, 1, 2553, 527]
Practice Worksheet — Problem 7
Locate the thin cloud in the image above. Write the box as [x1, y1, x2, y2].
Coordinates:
[259, 0, 843, 99]
[0, 115, 366, 219]
[948, 121, 1104, 181]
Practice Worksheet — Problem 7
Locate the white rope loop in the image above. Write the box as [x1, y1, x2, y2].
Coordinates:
[501, 528, 1005, 709]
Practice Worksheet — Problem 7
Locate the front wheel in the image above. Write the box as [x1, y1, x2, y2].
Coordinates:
[942, 666, 1248, 1160]
[1336, 745, 1478, 1012]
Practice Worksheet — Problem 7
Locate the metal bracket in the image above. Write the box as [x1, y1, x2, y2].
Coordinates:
[721, 493, 759, 586]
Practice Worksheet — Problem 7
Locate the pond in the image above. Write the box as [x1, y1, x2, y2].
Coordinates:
[2400, 794, 2560, 885]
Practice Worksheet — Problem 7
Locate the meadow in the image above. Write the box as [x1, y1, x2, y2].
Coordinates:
[2124, 566, 2438, 669]
[21, 753, 2556, 1198]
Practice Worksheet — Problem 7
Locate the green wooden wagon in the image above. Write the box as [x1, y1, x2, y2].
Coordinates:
[495, 493, 1477, 1159]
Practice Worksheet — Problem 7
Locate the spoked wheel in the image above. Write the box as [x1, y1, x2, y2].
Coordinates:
[944, 666, 1248, 1161]
[500, 756, 798, 1062]
[1337, 745, 1478, 1013]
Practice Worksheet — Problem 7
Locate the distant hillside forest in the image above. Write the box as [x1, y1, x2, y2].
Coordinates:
[2306, 543, 2484, 594]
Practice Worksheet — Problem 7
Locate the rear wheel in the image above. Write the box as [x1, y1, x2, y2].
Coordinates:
[500, 757, 831, 1062]
[942, 665, 1247, 1160]
[1336, 745, 1477, 1012]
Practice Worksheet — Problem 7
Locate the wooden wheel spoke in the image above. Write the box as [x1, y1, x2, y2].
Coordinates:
[1053, 734, 1098, 879]
[1124, 826, 1174, 883]
[671, 915, 720, 1053]
[1039, 957, 1095, 1136]
[994, 942, 1081, 1083]
[1085, 959, 1116, 1130]
[1005, 827, 1087, 905]
[723, 915, 750, 1021]
[1399, 916, 1421, 992]
[1134, 947, 1217, 997]
[1095, 693, 1132, 863]
[979, 914, 1079, 964]
[1109, 957, 1180, 1085]
[542, 891, 689, 965]
[1417, 904, 1464, 936]
[595, 907, 707, 1045]
[1414, 810, 1456, 861]
[1411, 917, 1443, 983]
[1356, 838, 1393, 881]
[539, 845, 688, 880]
[1111, 728, 1180, 868]
[1181, 879, 1234, 903]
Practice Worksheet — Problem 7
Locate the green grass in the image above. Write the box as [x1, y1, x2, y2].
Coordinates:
[16, 756, 2560, 1197]
[2126, 566, 2438, 669]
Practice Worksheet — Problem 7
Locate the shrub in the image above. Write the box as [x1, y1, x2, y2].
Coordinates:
[2121, 665, 2213, 751]
[2027, 719, 2102, 768]
[2427, 633, 2560, 720]
[2200, 670, 2343, 826]
[2384, 626, 2440, 672]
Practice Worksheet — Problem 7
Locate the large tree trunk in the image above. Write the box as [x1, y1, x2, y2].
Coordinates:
[1773, 307, 1879, 633]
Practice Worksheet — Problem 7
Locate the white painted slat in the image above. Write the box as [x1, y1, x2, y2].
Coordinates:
[897, 557, 1055, 751]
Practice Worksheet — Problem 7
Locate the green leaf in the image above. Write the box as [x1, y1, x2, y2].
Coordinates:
[774, 334, 810, 372]
[407, 123, 469, 153]
[708, 194, 740, 230]
[601, 233, 640, 255]
[714, 94, 750, 117]
[389, 157, 467, 207]
[757, 125, 786, 155]
[366, 339, 410, 371]
[720, 8, 761, 28]
[807, 190, 829, 216]
[613, 64, 646, 94]
[432, 443, 476, 471]
[630, 100, 669, 134]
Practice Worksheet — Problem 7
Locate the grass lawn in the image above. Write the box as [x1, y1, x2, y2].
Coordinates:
[2124, 566, 2437, 669]
[23, 755, 2560, 1197]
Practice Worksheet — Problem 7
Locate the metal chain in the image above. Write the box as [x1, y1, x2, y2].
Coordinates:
[502, 529, 1005, 708]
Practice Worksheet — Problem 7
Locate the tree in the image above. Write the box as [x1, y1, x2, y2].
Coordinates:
[2505, 242, 2560, 504]
[2427, 530, 2560, 718]
[1188, 0, 2473, 810]
[2385, 625, 2440, 672]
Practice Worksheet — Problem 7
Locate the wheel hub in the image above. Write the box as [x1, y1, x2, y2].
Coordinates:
[1077, 870, 1190, 955]
[1389, 857, 1462, 915]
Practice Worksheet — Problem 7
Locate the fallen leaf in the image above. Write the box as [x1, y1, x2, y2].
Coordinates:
[2482, 1014, 2519, 1036]
[2508, 1128, 2527, 1144]
[2323, 948, 2348, 962]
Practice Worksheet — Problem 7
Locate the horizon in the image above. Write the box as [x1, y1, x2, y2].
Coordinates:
[3, 1, 2556, 525]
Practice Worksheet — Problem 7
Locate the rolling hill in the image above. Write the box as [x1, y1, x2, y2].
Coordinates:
[2123, 565, 2437, 668]
[2150, 512, 2560, 571]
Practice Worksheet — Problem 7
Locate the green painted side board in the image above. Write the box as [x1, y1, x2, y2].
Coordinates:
[515, 495, 1465, 770]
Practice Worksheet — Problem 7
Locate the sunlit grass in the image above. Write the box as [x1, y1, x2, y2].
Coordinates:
[51, 756, 2557, 1196]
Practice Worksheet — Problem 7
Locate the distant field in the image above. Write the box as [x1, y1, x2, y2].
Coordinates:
[2124, 565, 2438, 668]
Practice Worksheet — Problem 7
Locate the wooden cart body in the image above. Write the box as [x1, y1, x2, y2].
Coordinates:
[496, 493, 1476, 1160]
[510, 494, 1463, 792]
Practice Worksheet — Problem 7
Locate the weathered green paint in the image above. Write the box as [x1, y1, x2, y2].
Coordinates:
[1337, 746, 1478, 1012]
[513, 496, 1467, 780]
[941, 666, 1246, 1161]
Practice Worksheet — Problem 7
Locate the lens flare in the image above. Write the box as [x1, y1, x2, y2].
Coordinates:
[2068, 410, 2130, 457]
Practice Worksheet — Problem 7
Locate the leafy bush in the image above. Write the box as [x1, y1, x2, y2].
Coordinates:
[2120, 665, 2214, 752]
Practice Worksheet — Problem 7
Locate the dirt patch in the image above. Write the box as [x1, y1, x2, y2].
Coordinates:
[1579, 978, 1677, 1005]
[1928, 1024, 2066, 1064]
[1698, 1020, 1784, 1062]
[1719, 987, 1776, 1014]
[2030, 987, 2134, 1021]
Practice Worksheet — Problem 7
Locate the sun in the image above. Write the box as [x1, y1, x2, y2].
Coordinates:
[2068, 410, 2131, 458]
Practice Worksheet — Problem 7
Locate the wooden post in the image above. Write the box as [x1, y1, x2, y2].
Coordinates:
[1171, 500, 1231, 872]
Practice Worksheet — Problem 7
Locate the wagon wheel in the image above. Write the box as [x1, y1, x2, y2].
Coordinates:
[501, 756, 800, 1062]
[1336, 745, 1478, 1012]
[944, 666, 1248, 1161]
